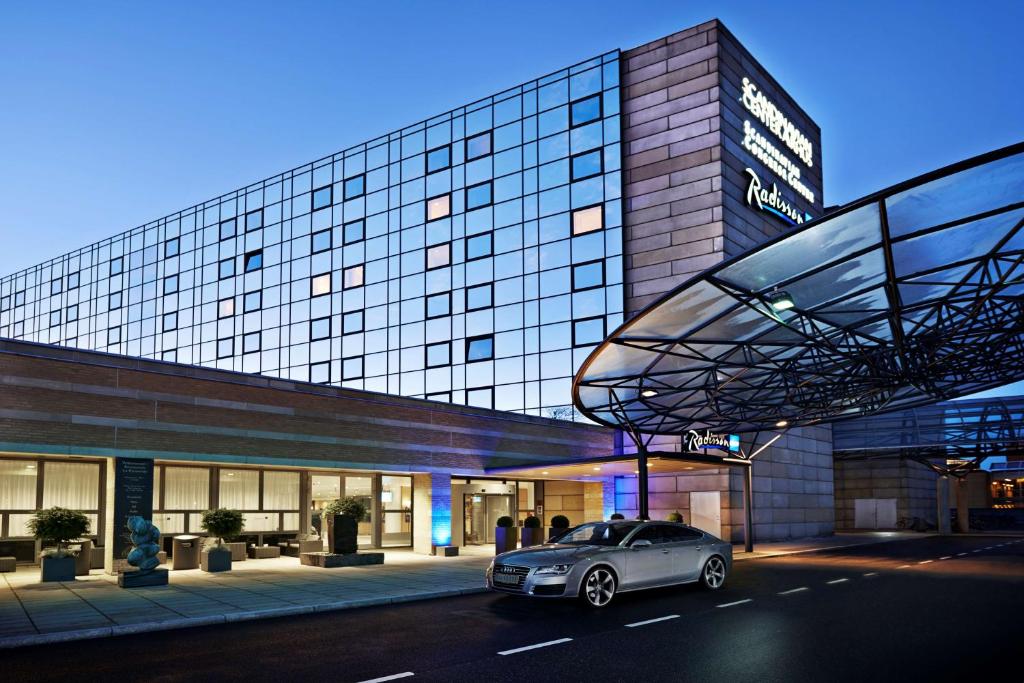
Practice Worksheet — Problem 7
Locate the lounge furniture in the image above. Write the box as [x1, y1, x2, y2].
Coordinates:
[279, 537, 322, 557]
[72, 539, 92, 576]
[224, 542, 247, 562]
[248, 545, 281, 559]
[0, 557, 15, 572]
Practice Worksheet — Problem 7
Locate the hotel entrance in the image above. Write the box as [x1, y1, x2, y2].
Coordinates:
[463, 493, 514, 545]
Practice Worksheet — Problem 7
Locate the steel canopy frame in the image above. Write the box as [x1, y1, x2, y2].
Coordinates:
[573, 142, 1024, 436]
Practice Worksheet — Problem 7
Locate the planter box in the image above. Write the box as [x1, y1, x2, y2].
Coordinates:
[300, 552, 384, 568]
[201, 548, 232, 573]
[224, 542, 247, 562]
[495, 527, 518, 555]
[328, 515, 359, 555]
[118, 568, 169, 588]
[520, 527, 545, 547]
[40, 555, 76, 582]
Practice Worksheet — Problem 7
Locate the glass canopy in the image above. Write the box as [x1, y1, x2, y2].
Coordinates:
[573, 143, 1024, 434]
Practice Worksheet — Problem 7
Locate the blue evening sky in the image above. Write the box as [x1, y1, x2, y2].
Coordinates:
[1, 1, 1022, 403]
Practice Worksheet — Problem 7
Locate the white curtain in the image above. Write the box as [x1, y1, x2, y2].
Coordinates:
[42, 461, 99, 509]
[153, 466, 161, 510]
[263, 471, 299, 510]
[164, 467, 210, 510]
[219, 469, 259, 509]
[0, 460, 38, 509]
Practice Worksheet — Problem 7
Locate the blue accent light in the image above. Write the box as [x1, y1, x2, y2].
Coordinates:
[728, 434, 741, 453]
[430, 476, 452, 547]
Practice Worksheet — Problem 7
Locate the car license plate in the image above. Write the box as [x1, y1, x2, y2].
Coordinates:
[494, 573, 519, 585]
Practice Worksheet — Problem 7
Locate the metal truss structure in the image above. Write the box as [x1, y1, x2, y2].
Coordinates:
[574, 143, 1024, 435]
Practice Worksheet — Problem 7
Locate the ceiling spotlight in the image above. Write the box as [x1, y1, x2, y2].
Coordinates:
[641, 388, 658, 398]
[767, 288, 795, 312]
[542, 471, 549, 475]
[593, 466, 601, 471]
[775, 420, 789, 428]
[684, 466, 694, 470]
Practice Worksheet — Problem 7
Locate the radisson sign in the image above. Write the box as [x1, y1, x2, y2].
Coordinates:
[686, 430, 741, 455]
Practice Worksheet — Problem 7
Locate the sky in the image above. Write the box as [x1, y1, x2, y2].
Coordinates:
[0, 1, 1022, 403]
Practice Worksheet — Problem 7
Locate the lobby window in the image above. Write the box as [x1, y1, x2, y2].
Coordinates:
[465, 131, 492, 160]
[343, 310, 363, 334]
[573, 316, 605, 346]
[465, 233, 492, 261]
[344, 174, 365, 200]
[50, 278, 62, 295]
[312, 185, 332, 211]
[245, 208, 263, 232]
[342, 355, 363, 380]
[164, 467, 209, 510]
[343, 265, 364, 289]
[218, 297, 235, 318]
[426, 291, 451, 319]
[163, 312, 177, 332]
[107, 326, 121, 345]
[109, 291, 123, 310]
[571, 204, 604, 236]
[310, 316, 331, 341]
[243, 290, 262, 313]
[110, 257, 123, 276]
[426, 243, 451, 270]
[311, 273, 332, 297]
[49, 310, 60, 327]
[466, 283, 493, 311]
[164, 274, 179, 295]
[244, 249, 263, 272]
[312, 228, 332, 253]
[66, 304, 78, 322]
[571, 149, 603, 181]
[466, 334, 494, 362]
[570, 94, 602, 128]
[426, 341, 451, 368]
[219, 218, 236, 241]
[243, 331, 261, 354]
[67, 271, 80, 289]
[427, 144, 451, 173]
[165, 237, 179, 258]
[572, 259, 605, 291]
[426, 193, 451, 221]
[219, 469, 259, 509]
[219, 257, 235, 280]
[467, 386, 494, 409]
[466, 181, 493, 210]
[217, 336, 234, 359]
[310, 361, 330, 384]
[344, 220, 364, 245]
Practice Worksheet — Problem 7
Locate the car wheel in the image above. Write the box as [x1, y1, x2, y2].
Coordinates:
[700, 556, 727, 590]
[579, 567, 616, 608]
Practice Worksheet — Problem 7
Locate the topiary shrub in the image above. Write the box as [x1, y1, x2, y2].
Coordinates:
[495, 515, 514, 528]
[610, 513, 625, 520]
[323, 497, 368, 555]
[201, 508, 244, 548]
[322, 496, 368, 521]
[29, 507, 91, 557]
[666, 511, 684, 523]
[550, 514, 570, 529]
[523, 515, 541, 529]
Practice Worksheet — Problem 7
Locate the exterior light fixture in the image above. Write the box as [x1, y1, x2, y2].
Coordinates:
[641, 388, 658, 398]
[775, 420, 789, 428]
[593, 466, 601, 471]
[767, 288, 795, 311]
[542, 471, 549, 475]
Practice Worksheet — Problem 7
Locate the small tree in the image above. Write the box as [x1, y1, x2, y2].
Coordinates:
[322, 496, 368, 522]
[323, 497, 367, 555]
[495, 515, 514, 528]
[201, 508, 244, 548]
[523, 515, 541, 529]
[666, 511, 684, 523]
[29, 507, 90, 557]
[550, 514, 570, 529]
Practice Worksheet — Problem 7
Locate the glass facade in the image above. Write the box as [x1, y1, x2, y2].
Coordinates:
[0, 51, 624, 419]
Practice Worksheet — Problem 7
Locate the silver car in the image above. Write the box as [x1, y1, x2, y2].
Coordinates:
[486, 521, 732, 608]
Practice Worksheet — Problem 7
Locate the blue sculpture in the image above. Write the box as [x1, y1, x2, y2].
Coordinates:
[125, 516, 161, 573]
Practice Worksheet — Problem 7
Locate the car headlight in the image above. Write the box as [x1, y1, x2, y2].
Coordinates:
[535, 563, 574, 575]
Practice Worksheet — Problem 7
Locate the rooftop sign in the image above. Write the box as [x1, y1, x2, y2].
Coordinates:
[741, 76, 814, 167]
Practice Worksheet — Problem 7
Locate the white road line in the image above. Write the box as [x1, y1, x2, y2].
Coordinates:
[956, 553, 967, 557]
[918, 560, 933, 565]
[359, 673, 415, 683]
[972, 549, 982, 553]
[717, 599, 753, 608]
[626, 614, 680, 628]
[499, 638, 573, 656]
[984, 547, 993, 550]
[778, 586, 809, 595]
[939, 556, 952, 560]
[863, 572, 878, 577]
[826, 578, 849, 585]
[897, 564, 912, 568]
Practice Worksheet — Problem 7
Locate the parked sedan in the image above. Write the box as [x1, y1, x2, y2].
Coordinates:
[486, 520, 731, 608]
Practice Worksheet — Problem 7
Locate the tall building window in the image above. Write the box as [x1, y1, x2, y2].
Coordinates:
[344, 220, 364, 245]
[49, 310, 60, 327]
[163, 312, 177, 332]
[466, 334, 494, 362]
[343, 310, 363, 334]
[343, 265, 364, 289]
[243, 290, 262, 312]
[219, 218, 236, 240]
[312, 228, 332, 253]
[67, 271, 80, 289]
[427, 144, 450, 173]
[14, 290, 24, 306]
[162, 350, 177, 362]
[426, 291, 451, 319]
[243, 331, 261, 354]
[310, 316, 331, 340]
[165, 238, 179, 257]
[426, 391, 451, 403]
[107, 326, 121, 345]
[570, 94, 602, 128]
[426, 194, 451, 221]
[467, 386, 494, 409]
[50, 279, 62, 295]
[342, 355, 363, 380]
[245, 209, 263, 231]
[312, 185, 332, 211]
[466, 283, 493, 311]
[311, 273, 332, 297]
[110, 257, 123, 275]
[572, 260, 605, 291]
[1, 295, 10, 311]
[571, 149, 603, 181]
[466, 233, 493, 261]
[219, 257, 235, 280]
[426, 243, 451, 270]
[66, 304, 78, 322]
[571, 205, 604, 236]
[109, 291, 122, 310]
[217, 337, 234, 358]
[466, 131, 492, 160]
[310, 361, 330, 384]
[163, 275, 179, 295]
[426, 341, 451, 368]
[344, 174, 365, 199]
[244, 249, 263, 272]
[466, 181, 493, 210]
[218, 297, 235, 318]
[573, 316, 605, 346]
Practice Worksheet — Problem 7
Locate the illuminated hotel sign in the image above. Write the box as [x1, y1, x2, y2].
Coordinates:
[741, 76, 813, 166]
[687, 430, 741, 455]
[745, 167, 812, 226]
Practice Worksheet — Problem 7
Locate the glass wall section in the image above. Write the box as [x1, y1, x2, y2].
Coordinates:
[380, 475, 412, 547]
[0, 51, 623, 420]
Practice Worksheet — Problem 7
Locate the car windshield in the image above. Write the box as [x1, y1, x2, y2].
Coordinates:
[552, 522, 639, 546]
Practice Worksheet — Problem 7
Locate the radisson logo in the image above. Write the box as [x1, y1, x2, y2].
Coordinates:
[744, 168, 812, 226]
[686, 430, 741, 454]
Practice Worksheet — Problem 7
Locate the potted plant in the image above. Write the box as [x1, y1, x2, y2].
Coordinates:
[548, 514, 570, 542]
[667, 511, 684, 523]
[520, 515, 545, 547]
[200, 508, 244, 572]
[323, 496, 367, 555]
[494, 515, 518, 554]
[28, 507, 90, 582]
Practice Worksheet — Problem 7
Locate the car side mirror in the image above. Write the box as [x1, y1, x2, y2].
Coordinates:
[630, 539, 652, 549]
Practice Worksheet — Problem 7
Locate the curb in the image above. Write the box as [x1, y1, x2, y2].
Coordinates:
[0, 586, 488, 650]
[733, 533, 936, 562]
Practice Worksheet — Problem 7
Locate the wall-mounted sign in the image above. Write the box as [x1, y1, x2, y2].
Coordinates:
[740, 76, 814, 167]
[686, 430, 741, 455]
[744, 168, 812, 226]
[742, 121, 815, 204]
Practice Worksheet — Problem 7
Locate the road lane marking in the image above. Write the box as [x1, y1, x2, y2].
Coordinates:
[626, 615, 680, 628]
[956, 553, 967, 557]
[359, 673, 414, 683]
[972, 549, 982, 553]
[897, 564, 911, 568]
[778, 587, 809, 595]
[863, 572, 878, 577]
[717, 599, 753, 608]
[939, 556, 952, 560]
[826, 578, 849, 585]
[984, 547, 993, 550]
[918, 560, 933, 565]
[499, 638, 573, 655]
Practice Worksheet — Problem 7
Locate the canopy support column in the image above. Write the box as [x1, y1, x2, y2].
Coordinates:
[743, 463, 754, 553]
[637, 449, 650, 521]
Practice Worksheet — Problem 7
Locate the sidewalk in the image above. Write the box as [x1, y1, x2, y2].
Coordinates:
[0, 532, 931, 649]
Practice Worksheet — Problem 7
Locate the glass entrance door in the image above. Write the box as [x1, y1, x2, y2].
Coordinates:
[464, 493, 513, 544]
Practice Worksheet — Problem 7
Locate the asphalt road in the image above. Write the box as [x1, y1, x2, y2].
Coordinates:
[5, 535, 1022, 683]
